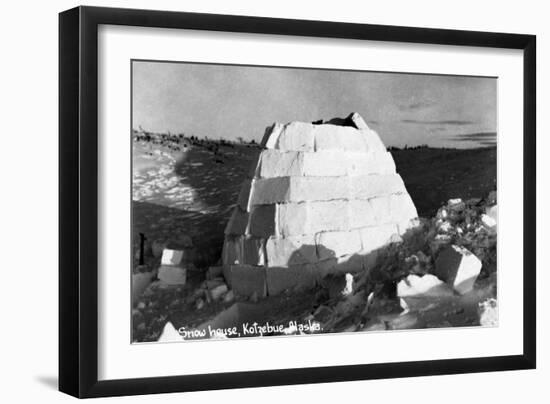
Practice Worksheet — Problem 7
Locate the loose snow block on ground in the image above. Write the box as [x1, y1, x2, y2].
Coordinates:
[435, 245, 482, 294]
[158, 265, 187, 285]
[160, 248, 184, 266]
[397, 274, 455, 298]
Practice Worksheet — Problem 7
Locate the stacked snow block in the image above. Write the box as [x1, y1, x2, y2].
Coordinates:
[222, 113, 418, 297]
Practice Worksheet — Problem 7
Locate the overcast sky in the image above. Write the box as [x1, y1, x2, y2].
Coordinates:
[132, 60, 496, 148]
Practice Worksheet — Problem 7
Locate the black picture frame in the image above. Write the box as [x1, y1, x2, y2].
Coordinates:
[59, 5, 536, 398]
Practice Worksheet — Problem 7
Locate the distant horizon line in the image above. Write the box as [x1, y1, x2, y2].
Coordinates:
[132, 128, 496, 150]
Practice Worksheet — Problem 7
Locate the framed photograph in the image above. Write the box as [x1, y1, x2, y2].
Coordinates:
[59, 6, 536, 398]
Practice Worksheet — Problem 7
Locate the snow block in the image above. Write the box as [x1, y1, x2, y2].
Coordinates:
[350, 174, 406, 200]
[260, 122, 284, 148]
[222, 236, 267, 266]
[274, 122, 315, 151]
[259, 150, 345, 178]
[290, 176, 350, 202]
[266, 265, 317, 295]
[158, 265, 187, 285]
[229, 265, 267, 297]
[277, 200, 351, 236]
[258, 150, 305, 178]
[265, 235, 317, 266]
[250, 176, 350, 205]
[236, 179, 253, 211]
[160, 249, 184, 266]
[224, 207, 248, 236]
[248, 204, 277, 238]
[390, 193, 419, 224]
[302, 150, 348, 177]
[276, 202, 309, 237]
[368, 193, 418, 226]
[222, 237, 242, 266]
[435, 245, 482, 294]
[349, 199, 379, 228]
[368, 195, 392, 224]
[349, 112, 369, 130]
[346, 151, 397, 176]
[250, 176, 291, 205]
[315, 230, 362, 260]
[314, 125, 368, 152]
[397, 274, 455, 298]
[307, 200, 351, 234]
[241, 237, 266, 266]
[358, 223, 401, 253]
[360, 129, 388, 154]
[257, 150, 396, 179]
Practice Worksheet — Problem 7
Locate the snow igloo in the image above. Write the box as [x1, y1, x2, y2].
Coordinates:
[222, 113, 418, 297]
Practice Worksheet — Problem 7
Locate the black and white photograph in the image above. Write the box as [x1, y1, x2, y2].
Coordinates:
[131, 60, 498, 343]
[0, 0, 543, 401]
